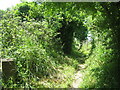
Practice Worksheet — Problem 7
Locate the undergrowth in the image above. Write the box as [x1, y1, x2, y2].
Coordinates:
[1, 2, 120, 88]
[79, 36, 119, 88]
[1, 14, 80, 88]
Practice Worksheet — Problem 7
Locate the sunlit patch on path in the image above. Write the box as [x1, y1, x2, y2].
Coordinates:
[71, 64, 86, 88]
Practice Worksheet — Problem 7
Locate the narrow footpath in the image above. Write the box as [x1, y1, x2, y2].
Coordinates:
[71, 64, 85, 88]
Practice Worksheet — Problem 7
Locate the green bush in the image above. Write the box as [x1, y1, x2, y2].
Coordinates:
[1, 12, 58, 87]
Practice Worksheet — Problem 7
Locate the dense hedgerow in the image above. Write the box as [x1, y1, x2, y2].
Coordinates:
[1, 2, 120, 88]
[1, 10, 79, 88]
[1, 12, 59, 87]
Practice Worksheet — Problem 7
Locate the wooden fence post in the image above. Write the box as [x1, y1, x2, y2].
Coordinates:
[2, 59, 16, 83]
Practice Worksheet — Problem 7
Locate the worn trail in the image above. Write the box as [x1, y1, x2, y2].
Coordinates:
[71, 64, 85, 88]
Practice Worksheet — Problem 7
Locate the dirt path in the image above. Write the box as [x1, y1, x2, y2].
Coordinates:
[71, 64, 85, 88]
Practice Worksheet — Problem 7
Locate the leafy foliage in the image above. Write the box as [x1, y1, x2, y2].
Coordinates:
[1, 2, 120, 88]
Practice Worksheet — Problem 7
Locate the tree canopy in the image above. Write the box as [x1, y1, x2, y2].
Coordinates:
[1, 1, 120, 88]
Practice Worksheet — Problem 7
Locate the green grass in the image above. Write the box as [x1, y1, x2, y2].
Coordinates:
[32, 64, 75, 88]
[79, 41, 120, 88]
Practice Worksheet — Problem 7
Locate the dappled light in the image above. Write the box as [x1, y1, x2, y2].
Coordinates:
[0, 2, 120, 88]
